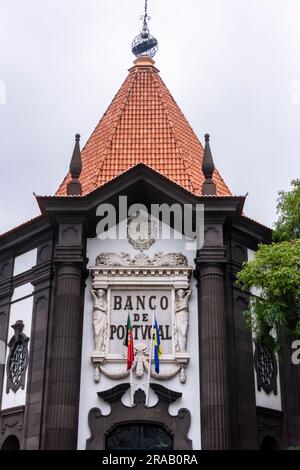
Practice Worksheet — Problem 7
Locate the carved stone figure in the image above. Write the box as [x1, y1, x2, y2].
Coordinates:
[91, 289, 107, 352]
[174, 289, 191, 352]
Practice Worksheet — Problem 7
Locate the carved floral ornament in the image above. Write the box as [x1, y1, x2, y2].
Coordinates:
[254, 343, 278, 395]
[90, 252, 192, 384]
[95, 251, 188, 268]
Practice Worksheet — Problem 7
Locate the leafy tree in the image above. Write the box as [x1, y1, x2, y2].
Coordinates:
[273, 180, 300, 242]
[237, 180, 300, 350]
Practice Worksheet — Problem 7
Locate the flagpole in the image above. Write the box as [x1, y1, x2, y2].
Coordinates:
[129, 310, 134, 407]
[130, 368, 134, 406]
[146, 309, 155, 406]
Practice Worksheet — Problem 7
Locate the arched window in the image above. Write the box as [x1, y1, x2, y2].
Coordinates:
[260, 436, 279, 450]
[106, 423, 173, 450]
[1, 435, 20, 450]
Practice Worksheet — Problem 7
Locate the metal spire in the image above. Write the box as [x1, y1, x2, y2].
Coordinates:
[132, 0, 158, 58]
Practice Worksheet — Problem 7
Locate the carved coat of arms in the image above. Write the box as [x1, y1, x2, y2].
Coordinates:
[127, 213, 157, 252]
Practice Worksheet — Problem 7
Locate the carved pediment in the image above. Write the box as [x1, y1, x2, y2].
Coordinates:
[86, 384, 192, 450]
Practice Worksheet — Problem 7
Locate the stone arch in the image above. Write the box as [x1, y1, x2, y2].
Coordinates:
[1, 435, 20, 450]
[260, 435, 279, 450]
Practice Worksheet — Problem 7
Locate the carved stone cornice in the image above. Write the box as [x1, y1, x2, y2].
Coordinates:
[92, 252, 191, 289]
[31, 260, 53, 288]
[95, 252, 188, 267]
[194, 246, 227, 280]
[54, 245, 86, 265]
[195, 246, 227, 264]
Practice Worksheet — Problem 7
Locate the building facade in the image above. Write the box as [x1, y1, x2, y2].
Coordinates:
[0, 53, 300, 451]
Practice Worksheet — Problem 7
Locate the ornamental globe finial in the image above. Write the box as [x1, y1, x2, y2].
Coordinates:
[131, 0, 158, 59]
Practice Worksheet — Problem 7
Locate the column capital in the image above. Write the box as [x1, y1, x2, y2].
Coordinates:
[194, 246, 227, 279]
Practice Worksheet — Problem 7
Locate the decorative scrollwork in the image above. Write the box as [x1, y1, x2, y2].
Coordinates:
[6, 321, 29, 394]
[95, 252, 188, 268]
[9, 344, 27, 386]
[254, 343, 278, 395]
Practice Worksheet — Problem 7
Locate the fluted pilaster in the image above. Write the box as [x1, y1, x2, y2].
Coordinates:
[198, 263, 230, 449]
[44, 264, 84, 449]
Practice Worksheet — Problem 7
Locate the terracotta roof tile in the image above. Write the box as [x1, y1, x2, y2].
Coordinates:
[56, 57, 231, 197]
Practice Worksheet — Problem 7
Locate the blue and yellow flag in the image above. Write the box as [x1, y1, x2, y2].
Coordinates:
[154, 318, 162, 373]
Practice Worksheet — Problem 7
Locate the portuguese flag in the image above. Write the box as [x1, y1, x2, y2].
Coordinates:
[124, 313, 134, 370]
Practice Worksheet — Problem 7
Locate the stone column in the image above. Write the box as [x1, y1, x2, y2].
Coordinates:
[195, 242, 230, 449]
[23, 242, 53, 450]
[44, 222, 86, 450]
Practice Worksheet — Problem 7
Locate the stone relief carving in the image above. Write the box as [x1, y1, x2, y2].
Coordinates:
[93, 343, 186, 384]
[90, 289, 108, 353]
[93, 345, 189, 385]
[95, 252, 188, 267]
[254, 343, 278, 395]
[6, 321, 29, 394]
[204, 225, 221, 246]
[174, 289, 191, 353]
[91, 251, 191, 384]
[127, 213, 157, 252]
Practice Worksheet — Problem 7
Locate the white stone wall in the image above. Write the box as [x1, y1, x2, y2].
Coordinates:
[1, 283, 34, 410]
[77, 221, 201, 449]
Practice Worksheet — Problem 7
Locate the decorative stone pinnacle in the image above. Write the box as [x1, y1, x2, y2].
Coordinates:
[202, 133, 217, 196]
[67, 133, 82, 196]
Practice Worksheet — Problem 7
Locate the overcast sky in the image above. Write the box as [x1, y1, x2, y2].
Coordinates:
[0, 0, 299, 233]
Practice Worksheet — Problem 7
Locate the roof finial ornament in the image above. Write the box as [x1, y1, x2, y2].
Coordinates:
[202, 133, 217, 195]
[132, 0, 158, 58]
[67, 133, 82, 196]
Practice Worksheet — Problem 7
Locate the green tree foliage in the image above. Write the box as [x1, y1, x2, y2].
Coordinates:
[273, 180, 300, 242]
[237, 180, 300, 350]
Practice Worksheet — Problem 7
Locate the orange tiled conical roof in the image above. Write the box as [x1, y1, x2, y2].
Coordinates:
[56, 56, 231, 197]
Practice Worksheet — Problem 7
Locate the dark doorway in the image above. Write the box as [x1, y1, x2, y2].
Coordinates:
[106, 423, 173, 450]
[1, 435, 20, 450]
[260, 436, 279, 450]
